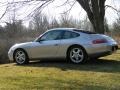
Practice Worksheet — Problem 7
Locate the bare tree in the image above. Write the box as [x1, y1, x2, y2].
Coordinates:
[31, 12, 49, 33]
[0, 0, 120, 34]
[76, 0, 106, 33]
[50, 18, 59, 28]
[113, 17, 120, 32]
[5, 20, 24, 37]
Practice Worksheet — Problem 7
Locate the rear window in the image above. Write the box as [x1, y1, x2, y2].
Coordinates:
[73, 29, 97, 34]
[62, 31, 80, 39]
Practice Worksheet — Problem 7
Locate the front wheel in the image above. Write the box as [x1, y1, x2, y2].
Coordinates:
[14, 49, 29, 65]
[68, 46, 87, 64]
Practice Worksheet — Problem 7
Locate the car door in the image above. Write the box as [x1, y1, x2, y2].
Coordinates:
[57, 31, 80, 57]
[29, 30, 63, 59]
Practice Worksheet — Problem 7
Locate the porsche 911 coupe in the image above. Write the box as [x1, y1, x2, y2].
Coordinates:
[8, 28, 118, 64]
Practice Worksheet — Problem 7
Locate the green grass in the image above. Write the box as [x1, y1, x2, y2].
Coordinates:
[0, 50, 120, 90]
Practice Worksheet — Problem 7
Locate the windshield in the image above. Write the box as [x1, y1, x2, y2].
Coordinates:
[34, 34, 43, 42]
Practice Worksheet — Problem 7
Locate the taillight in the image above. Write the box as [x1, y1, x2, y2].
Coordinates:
[92, 39, 107, 44]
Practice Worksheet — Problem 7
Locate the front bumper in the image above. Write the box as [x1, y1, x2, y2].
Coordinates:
[8, 49, 14, 62]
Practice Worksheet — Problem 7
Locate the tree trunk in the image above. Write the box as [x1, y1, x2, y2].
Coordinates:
[76, 0, 106, 34]
[91, 14, 105, 34]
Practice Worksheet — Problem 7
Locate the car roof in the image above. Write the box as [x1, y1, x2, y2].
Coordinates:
[49, 28, 77, 31]
[48, 28, 96, 34]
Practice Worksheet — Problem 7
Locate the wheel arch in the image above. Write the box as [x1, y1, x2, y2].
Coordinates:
[66, 44, 88, 57]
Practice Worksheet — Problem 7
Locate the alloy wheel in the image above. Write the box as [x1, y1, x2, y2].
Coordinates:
[14, 50, 28, 65]
[69, 47, 85, 63]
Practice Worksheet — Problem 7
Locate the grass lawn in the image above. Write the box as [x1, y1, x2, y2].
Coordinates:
[0, 50, 120, 90]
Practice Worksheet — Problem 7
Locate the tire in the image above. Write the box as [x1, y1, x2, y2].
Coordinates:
[90, 57, 99, 61]
[14, 49, 29, 65]
[68, 46, 87, 64]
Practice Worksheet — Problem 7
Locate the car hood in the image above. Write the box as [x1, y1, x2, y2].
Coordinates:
[14, 42, 37, 47]
[10, 42, 37, 50]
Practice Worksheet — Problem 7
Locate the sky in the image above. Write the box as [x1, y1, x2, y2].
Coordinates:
[0, 0, 120, 26]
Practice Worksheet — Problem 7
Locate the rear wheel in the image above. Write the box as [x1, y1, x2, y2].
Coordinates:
[68, 46, 87, 64]
[14, 49, 29, 65]
[90, 57, 99, 61]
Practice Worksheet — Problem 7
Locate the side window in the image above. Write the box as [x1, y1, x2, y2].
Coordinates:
[71, 32, 80, 38]
[40, 30, 62, 41]
[63, 31, 80, 39]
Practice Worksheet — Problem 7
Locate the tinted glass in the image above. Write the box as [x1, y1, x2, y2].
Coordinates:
[74, 29, 96, 34]
[63, 31, 80, 39]
[40, 30, 62, 41]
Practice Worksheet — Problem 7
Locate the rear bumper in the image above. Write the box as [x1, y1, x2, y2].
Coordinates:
[111, 45, 118, 52]
[89, 45, 118, 58]
[89, 51, 112, 58]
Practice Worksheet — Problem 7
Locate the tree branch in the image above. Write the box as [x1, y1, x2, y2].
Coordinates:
[61, 1, 76, 14]
[56, 0, 69, 8]
[0, 5, 9, 20]
[105, 5, 120, 12]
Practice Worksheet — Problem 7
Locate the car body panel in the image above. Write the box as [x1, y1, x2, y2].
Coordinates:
[8, 28, 118, 62]
[26, 40, 61, 59]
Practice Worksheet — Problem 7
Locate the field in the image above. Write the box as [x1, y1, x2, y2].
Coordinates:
[0, 50, 120, 90]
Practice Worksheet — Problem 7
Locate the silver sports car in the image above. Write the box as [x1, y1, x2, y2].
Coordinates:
[8, 28, 118, 64]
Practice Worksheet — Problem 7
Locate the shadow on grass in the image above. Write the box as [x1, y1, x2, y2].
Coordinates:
[15, 58, 120, 73]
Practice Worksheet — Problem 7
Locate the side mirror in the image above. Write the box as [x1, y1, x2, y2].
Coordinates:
[37, 39, 45, 43]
